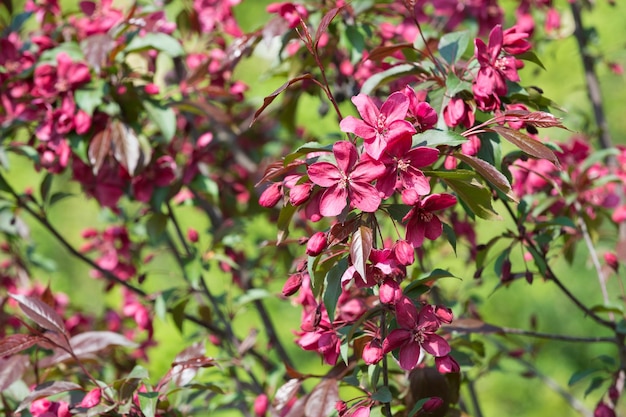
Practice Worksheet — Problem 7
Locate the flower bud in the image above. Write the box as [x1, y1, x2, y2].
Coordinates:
[421, 397, 444, 413]
[605, 252, 619, 272]
[434, 305, 453, 324]
[379, 278, 401, 304]
[259, 182, 282, 207]
[435, 355, 460, 373]
[188, 228, 199, 243]
[282, 273, 303, 296]
[79, 388, 101, 408]
[393, 239, 414, 265]
[289, 183, 313, 206]
[144, 83, 160, 95]
[362, 339, 384, 365]
[306, 232, 327, 256]
[254, 394, 269, 417]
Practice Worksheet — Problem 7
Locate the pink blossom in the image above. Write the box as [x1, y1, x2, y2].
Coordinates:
[306, 232, 327, 256]
[436, 354, 461, 373]
[33, 52, 90, 97]
[376, 135, 439, 198]
[267, 2, 308, 29]
[307, 141, 385, 217]
[79, 388, 101, 408]
[340, 92, 416, 160]
[362, 338, 384, 365]
[254, 394, 269, 417]
[383, 298, 451, 370]
[402, 191, 457, 248]
[443, 96, 475, 129]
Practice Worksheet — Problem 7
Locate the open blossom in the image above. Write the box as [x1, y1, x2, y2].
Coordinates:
[383, 298, 451, 370]
[473, 25, 520, 110]
[267, 2, 308, 29]
[402, 191, 457, 248]
[307, 141, 385, 217]
[376, 135, 439, 198]
[339, 92, 416, 160]
[33, 52, 90, 98]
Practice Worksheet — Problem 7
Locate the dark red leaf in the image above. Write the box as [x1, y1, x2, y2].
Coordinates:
[168, 342, 215, 387]
[502, 110, 567, 129]
[367, 43, 413, 62]
[251, 74, 314, 126]
[39, 331, 137, 367]
[0, 355, 28, 391]
[274, 379, 302, 411]
[257, 159, 305, 186]
[350, 226, 373, 284]
[89, 120, 148, 176]
[9, 293, 67, 337]
[0, 334, 42, 357]
[81, 33, 115, 71]
[304, 378, 339, 417]
[16, 381, 82, 412]
[490, 126, 561, 168]
[314, 7, 343, 50]
[327, 218, 358, 247]
[455, 153, 517, 202]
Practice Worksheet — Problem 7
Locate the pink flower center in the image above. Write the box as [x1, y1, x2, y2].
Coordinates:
[412, 328, 425, 344]
[376, 114, 388, 135]
[418, 210, 434, 222]
[397, 158, 409, 172]
[55, 79, 70, 92]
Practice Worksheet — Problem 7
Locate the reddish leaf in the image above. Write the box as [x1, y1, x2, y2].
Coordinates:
[327, 218, 358, 247]
[274, 379, 302, 411]
[304, 378, 339, 417]
[257, 159, 305, 186]
[251, 74, 314, 126]
[169, 342, 215, 387]
[39, 331, 137, 367]
[490, 126, 561, 168]
[16, 381, 82, 412]
[283, 394, 308, 417]
[0, 334, 42, 357]
[0, 355, 29, 391]
[89, 120, 148, 176]
[502, 110, 567, 129]
[350, 226, 373, 284]
[455, 153, 517, 202]
[367, 43, 413, 62]
[314, 7, 342, 50]
[81, 33, 115, 72]
[9, 293, 67, 337]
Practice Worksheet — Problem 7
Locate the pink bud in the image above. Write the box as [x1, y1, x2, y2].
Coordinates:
[259, 182, 283, 207]
[144, 83, 160, 95]
[289, 183, 313, 206]
[605, 252, 619, 272]
[594, 402, 616, 417]
[379, 278, 401, 304]
[282, 273, 303, 296]
[306, 232, 327, 256]
[421, 397, 444, 413]
[254, 394, 269, 417]
[79, 388, 101, 408]
[435, 355, 460, 373]
[362, 339, 383, 365]
[188, 228, 199, 243]
[74, 110, 92, 134]
[434, 305, 453, 324]
[393, 240, 414, 265]
[197, 132, 213, 147]
[335, 401, 348, 415]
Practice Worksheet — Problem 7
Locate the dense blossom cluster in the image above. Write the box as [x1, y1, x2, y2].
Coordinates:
[0, 0, 624, 416]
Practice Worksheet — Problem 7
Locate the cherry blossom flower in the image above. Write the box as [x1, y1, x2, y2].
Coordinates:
[383, 298, 451, 370]
[33, 52, 90, 98]
[339, 92, 416, 160]
[402, 191, 457, 248]
[307, 141, 385, 217]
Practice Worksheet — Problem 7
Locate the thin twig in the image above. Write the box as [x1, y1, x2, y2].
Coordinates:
[466, 379, 484, 417]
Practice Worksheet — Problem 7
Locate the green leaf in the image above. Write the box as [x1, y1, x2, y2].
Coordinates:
[125, 32, 183, 57]
[38, 42, 84, 63]
[7, 145, 39, 164]
[490, 126, 560, 168]
[234, 289, 272, 307]
[438, 30, 470, 65]
[371, 386, 392, 403]
[445, 72, 472, 97]
[9, 12, 33, 32]
[361, 64, 424, 95]
[516, 51, 546, 70]
[143, 99, 176, 142]
[568, 368, 599, 386]
[276, 203, 297, 244]
[441, 176, 500, 220]
[407, 398, 429, 417]
[138, 392, 158, 417]
[323, 257, 347, 323]
[75, 83, 105, 115]
[284, 141, 332, 164]
[40, 173, 53, 203]
[49, 192, 74, 206]
[413, 129, 467, 147]
[146, 212, 168, 244]
[414, 268, 460, 285]
[584, 376, 605, 398]
[442, 222, 457, 254]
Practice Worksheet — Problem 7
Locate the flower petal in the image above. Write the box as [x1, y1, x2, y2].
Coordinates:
[333, 141, 358, 174]
[307, 162, 342, 187]
[351, 159, 386, 183]
[352, 93, 380, 125]
[319, 184, 348, 217]
[382, 329, 411, 353]
[395, 296, 419, 329]
[339, 116, 376, 139]
[422, 193, 457, 211]
[398, 341, 422, 370]
[423, 215, 442, 241]
[421, 333, 451, 357]
[349, 182, 381, 212]
[380, 91, 410, 122]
